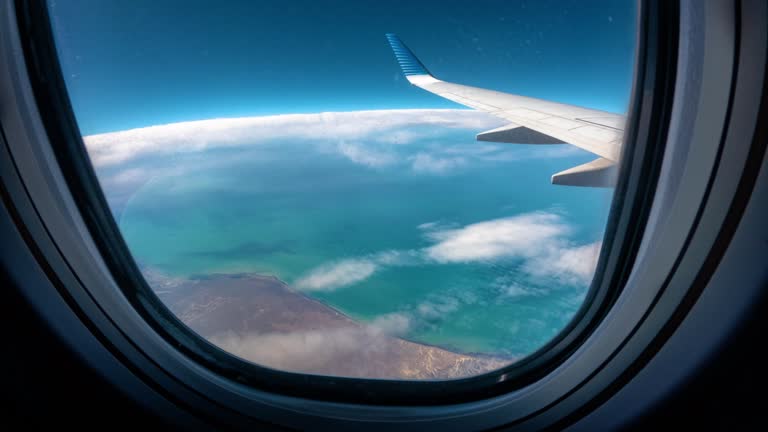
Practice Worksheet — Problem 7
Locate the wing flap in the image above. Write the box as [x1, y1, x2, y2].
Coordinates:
[477, 123, 564, 144]
[492, 110, 622, 161]
[551, 157, 617, 187]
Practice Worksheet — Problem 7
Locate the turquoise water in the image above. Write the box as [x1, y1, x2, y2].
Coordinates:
[112, 117, 612, 357]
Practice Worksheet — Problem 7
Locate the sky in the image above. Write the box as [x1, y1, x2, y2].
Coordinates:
[48, 0, 637, 135]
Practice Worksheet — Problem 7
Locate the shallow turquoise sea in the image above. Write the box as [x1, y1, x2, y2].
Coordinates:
[114, 123, 612, 357]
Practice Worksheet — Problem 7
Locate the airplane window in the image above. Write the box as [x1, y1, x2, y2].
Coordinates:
[46, 0, 636, 379]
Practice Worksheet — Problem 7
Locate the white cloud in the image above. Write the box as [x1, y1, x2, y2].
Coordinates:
[498, 283, 547, 298]
[423, 213, 601, 284]
[376, 129, 422, 145]
[83, 109, 502, 168]
[424, 212, 570, 263]
[104, 167, 151, 186]
[417, 221, 440, 230]
[372, 250, 419, 266]
[369, 312, 412, 335]
[337, 141, 396, 167]
[87, 109, 591, 196]
[523, 241, 602, 284]
[416, 220, 458, 232]
[208, 312, 412, 374]
[293, 250, 420, 292]
[491, 273, 555, 299]
[409, 153, 467, 174]
[416, 297, 461, 321]
[423, 213, 602, 283]
[293, 212, 602, 293]
[294, 258, 377, 292]
[210, 327, 381, 372]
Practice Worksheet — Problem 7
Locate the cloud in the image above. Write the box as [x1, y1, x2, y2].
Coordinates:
[424, 212, 570, 263]
[422, 213, 601, 284]
[523, 241, 602, 284]
[498, 283, 548, 298]
[416, 220, 458, 232]
[409, 153, 467, 174]
[206, 309, 512, 379]
[294, 258, 378, 292]
[294, 250, 419, 292]
[336, 141, 397, 168]
[372, 250, 420, 266]
[210, 327, 383, 372]
[208, 311, 412, 374]
[369, 312, 412, 335]
[293, 212, 602, 293]
[490, 274, 552, 299]
[415, 297, 461, 321]
[375, 129, 423, 145]
[104, 167, 151, 186]
[86, 109, 592, 208]
[417, 221, 440, 230]
[83, 109, 502, 168]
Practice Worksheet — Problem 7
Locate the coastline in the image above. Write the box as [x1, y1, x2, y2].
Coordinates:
[142, 268, 512, 379]
[192, 271, 516, 360]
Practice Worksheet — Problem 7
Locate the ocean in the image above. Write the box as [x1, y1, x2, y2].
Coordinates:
[102, 110, 613, 357]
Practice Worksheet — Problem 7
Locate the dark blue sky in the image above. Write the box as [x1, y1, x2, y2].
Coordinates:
[49, 0, 637, 135]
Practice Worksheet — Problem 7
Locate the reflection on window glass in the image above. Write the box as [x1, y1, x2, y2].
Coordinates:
[49, 0, 636, 379]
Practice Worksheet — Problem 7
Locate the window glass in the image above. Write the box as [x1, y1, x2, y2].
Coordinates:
[48, 0, 636, 379]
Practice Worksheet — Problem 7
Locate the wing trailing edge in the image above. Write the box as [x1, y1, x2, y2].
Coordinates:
[551, 158, 617, 187]
[477, 123, 564, 144]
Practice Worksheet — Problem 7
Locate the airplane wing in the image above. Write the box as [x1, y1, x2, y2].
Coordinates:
[385, 33, 626, 187]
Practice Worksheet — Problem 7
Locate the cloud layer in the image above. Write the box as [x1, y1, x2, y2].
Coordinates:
[87, 109, 590, 216]
[409, 153, 467, 174]
[83, 109, 503, 167]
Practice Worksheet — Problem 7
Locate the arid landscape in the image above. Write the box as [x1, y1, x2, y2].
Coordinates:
[144, 269, 511, 379]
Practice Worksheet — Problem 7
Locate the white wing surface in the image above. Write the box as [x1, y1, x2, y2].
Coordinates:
[385, 33, 626, 187]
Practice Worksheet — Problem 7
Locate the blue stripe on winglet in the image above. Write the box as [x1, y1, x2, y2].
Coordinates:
[385, 33, 432, 77]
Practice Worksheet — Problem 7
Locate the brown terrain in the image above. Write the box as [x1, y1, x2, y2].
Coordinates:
[143, 269, 510, 379]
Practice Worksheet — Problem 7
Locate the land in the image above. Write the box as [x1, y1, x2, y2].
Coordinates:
[143, 269, 510, 379]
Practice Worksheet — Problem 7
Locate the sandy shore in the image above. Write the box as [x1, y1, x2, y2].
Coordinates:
[142, 269, 511, 379]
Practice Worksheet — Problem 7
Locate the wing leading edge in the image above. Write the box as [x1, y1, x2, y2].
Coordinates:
[385, 33, 625, 187]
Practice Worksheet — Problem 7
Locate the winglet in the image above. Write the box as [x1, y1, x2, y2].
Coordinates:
[385, 34, 434, 78]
